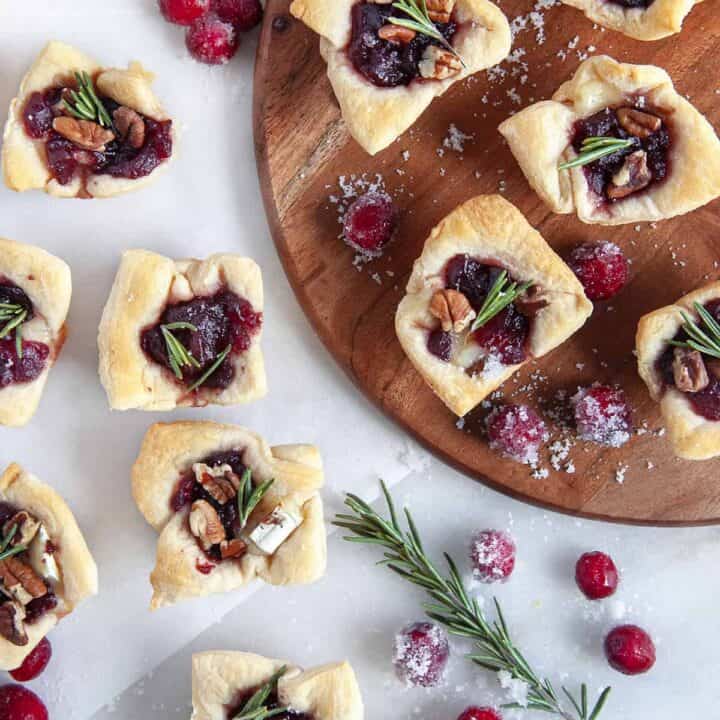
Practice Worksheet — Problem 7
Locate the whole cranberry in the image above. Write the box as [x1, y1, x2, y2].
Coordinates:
[9, 639, 52, 682]
[470, 530, 516, 584]
[604, 624, 656, 675]
[427, 329, 453, 362]
[568, 241, 628, 301]
[186, 13, 240, 65]
[572, 384, 632, 447]
[159, 0, 209, 25]
[0, 685, 48, 720]
[458, 707, 503, 720]
[393, 621, 449, 687]
[486, 404, 548, 465]
[212, 0, 263, 30]
[342, 191, 397, 257]
[575, 552, 619, 600]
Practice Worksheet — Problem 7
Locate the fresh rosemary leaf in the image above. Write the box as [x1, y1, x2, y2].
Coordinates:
[186, 344, 232, 393]
[559, 136, 634, 170]
[237, 468, 275, 529]
[160, 323, 200, 379]
[669, 304, 720, 359]
[469, 271, 533, 332]
[63, 72, 113, 128]
[0, 304, 28, 358]
[0, 524, 26, 562]
[232, 666, 288, 720]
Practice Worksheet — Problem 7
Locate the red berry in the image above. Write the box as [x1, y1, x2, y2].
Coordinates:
[342, 192, 397, 257]
[9, 639, 52, 682]
[604, 625, 656, 675]
[568, 241, 628, 302]
[575, 552, 619, 600]
[393, 621, 449, 687]
[458, 708, 503, 720]
[211, 0, 262, 30]
[486, 404, 548, 465]
[186, 13, 239, 65]
[572, 384, 632, 447]
[0, 685, 48, 720]
[470, 529, 516, 584]
[159, 0, 209, 25]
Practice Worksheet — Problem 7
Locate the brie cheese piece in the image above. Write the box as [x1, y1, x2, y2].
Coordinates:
[28, 525, 60, 584]
[248, 506, 303, 556]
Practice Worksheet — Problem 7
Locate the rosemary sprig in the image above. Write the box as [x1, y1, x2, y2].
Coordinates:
[237, 469, 275, 530]
[232, 666, 289, 720]
[470, 271, 533, 332]
[333, 482, 611, 720]
[0, 303, 28, 359]
[559, 136, 635, 170]
[390, 0, 464, 65]
[186, 344, 232, 393]
[161, 322, 201, 379]
[0, 523, 27, 562]
[669, 303, 720, 359]
[63, 71, 113, 128]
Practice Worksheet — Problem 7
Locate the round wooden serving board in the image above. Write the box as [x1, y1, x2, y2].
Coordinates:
[254, 0, 720, 525]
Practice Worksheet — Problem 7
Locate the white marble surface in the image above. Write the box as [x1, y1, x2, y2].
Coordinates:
[0, 2, 718, 719]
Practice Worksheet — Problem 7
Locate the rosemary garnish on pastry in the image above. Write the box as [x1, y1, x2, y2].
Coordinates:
[390, 0, 464, 64]
[470, 271, 533, 332]
[186, 344, 232, 393]
[0, 524, 27, 563]
[63, 71, 114, 129]
[334, 482, 612, 720]
[559, 136, 635, 170]
[0, 302, 28, 359]
[160, 322, 200, 379]
[237, 469, 275, 530]
[670, 303, 720, 359]
[232, 665, 289, 720]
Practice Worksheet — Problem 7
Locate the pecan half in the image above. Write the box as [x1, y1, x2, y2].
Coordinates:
[515, 285, 549, 318]
[426, 0, 456, 22]
[220, 538, 248, 560]
[189, 500, 226, 551]
[0, 557, 47, 606]
[429, 289, 476, 332]
[617, 108, 662, 140]
[0, 602, 27, 646]
[3, 512, 40, 548]
[419, 46, 462, 80]
[193, 463, 240, 505]
[607, 150, 652, 200]
[52, 117, 115, 151]
[113, 106, 145, 149]
[673, 347, 709, 393]
[378, 25, 416, 43]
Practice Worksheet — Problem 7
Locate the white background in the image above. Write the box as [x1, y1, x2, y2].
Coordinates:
[0, 2, 718, 719]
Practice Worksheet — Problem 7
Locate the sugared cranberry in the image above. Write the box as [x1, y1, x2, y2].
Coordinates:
[342, 192, 397, 257]
[159, 0, 209, 24]
[572, 385, 632, 447]
[393, 621, 449, 687]
[568, 242, 629, 301]
[427, 329, 452, 362]
[470, 530, 516, 584]
[186, 13, 239, 64]
[458, 708, 502, 720]
[472, 306, 529, 366]
[604, 625, 656, 675]
[486, 404, 548, 465]
[0, 685, 48, 720]
[212, 0, 262, 30]
[9, 639, 52, 682]
[575, 551, 619, 600]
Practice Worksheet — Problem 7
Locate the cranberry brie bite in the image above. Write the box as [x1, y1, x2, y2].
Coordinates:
[191, 652, 363, 720]
[289, 0, 511, 155]
[560, 0, 702, 41]
[0, 238, 71, 427]
[132, 422, 327, 609]
[395, 195, 592, 417]
[499, 56, 720, 226]
[2, 41, 173, 198]
[0, 464, 97, 671]
[98, 250, 265, 412]
[637, 281, 720, 460]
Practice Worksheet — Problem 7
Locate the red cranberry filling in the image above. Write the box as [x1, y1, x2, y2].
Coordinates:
[228, 687, 312, 720]
[348, 2, 457, 88]
[141, 290, 261, 392]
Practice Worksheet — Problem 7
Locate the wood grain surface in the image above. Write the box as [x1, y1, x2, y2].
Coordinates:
[253, 0, 720, 524]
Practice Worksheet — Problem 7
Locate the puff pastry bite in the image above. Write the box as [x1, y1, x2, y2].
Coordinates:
[289, 0, 511, 155]
[560, 0, 703, 41]
[498, 56, 720, 226]
[98, 250, 266, 412]
[637, 281, 720, 460]
[0, 463, 98, 671]
[132, 422, 327, 609]
[395, 195, 592, 417]
[191, 651, 363, 720]
[2, 41, 173, 199]
[0, 238, 71, 427]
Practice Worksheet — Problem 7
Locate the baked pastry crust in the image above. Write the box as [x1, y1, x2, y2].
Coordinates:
[0, 463, 98, 671]
[637, 281, 720, 460]
[498, 56, 720, 226]
[290, 0, 511, 155]
[560, 0, 703, 41]
[2, 40, 173, 198]
[395, 195, 592, 416]
[0, 237, 71, 427]
[98, 249, 266, 412]
[191, 651, 363, 720]
[132, 422, 327, 609]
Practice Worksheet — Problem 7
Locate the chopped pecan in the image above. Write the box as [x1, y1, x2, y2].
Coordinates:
[673, 347, 709, 393]
[429, 289, 476, 332]
[0, 602, 27, 646]
[220, 538, 248, 560]
[426, 0, 456, 22]
[617, 108, 662, 140]
[515, 285, 549, 318]
[52, 117, 115, 151]
[3, 512, 40, 548]
[113, 106, 145, 149]
[189, 500, 226, 551]
[193, 463, 240, 505]
[419, 46, 462, 80]
[378, 25, 416, 43]
[0, 557, 47, 606]
[607, 150, 652, 200]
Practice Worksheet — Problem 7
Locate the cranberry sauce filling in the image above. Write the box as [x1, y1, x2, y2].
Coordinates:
[22, 84, 173, 186]
[141, 290, 262, 392]
[228, 687, 312, 720]
[605, 0, 654, 6]
[348, 2, 457, 87]
[572, 107, 669, 202]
